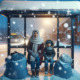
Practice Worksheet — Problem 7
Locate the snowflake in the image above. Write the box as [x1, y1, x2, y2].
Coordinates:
[67, 10, 71, 13]
[0, 54, 4, 57]
[48, 11, 51, 14]
[32, 13, 34, 15]
[20, 65, 23, 68]
[12, 21, 16, 24]
[67, 34, 71, 39]
[8, 55, 12, 59]
[19, 14, 22, 18]
[30, 24, 33, 27]
[53, 29, 55, 32]
[8, 73, 11, 76]
[41, 3, 46, 7]
[15, 62, 18, 66]
[64, 71, 67, 74]
[64, 45, 67, 48]
[58, 39, 60, 42]
[8, 36, 10, 38]
[73, 26, 76, 29]
[64, 23, 69, 28]
[10, 8, 14, 10]
[58, 67, 62, 70]
[8, 26, 10, 28]
[52, 15, 55, 18]
[13, 71, 17, 75]
[34, 15, 36, 18]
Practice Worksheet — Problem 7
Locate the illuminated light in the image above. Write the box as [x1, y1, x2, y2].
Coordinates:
[40, 29, 44, 37]
[21, 40, 24, 44]
[15, 39, 18, 42]
[64, 23, 69, 28]
[44, 19, 51, 25]
[26, 40, 29, 45]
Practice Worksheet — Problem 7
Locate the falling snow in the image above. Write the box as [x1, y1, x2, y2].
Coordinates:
[58, 67, 62, 71]
[15, 62, 18, 66]
[12, 21, 16, 24]
[64, 23, 69, 28]
[8, 55, 12, 60]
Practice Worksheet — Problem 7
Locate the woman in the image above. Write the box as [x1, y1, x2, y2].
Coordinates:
[27, 30, 44, 77]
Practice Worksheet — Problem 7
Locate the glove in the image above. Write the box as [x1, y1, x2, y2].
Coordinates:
[38, 50, 41, 54]
[46, 57, 49, 60]
[28, 49, 33, 54]
[50, 57, 53, 60]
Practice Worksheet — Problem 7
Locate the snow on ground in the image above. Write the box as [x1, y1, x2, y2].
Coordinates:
[0, 69, 80, 80]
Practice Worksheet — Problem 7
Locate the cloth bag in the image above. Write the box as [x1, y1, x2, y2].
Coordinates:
[4, 52, 28, 79]
[54, 53, 72, 79]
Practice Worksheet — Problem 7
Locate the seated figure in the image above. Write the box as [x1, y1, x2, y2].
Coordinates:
[27, 30, 44, 77]
[43, 40, 56, 74]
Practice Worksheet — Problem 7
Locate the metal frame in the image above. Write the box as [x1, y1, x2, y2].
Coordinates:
[0, 10, 78, 68]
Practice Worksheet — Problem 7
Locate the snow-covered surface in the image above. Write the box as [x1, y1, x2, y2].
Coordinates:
[0, 69, 80, 80]
[0, 1, 80, 10]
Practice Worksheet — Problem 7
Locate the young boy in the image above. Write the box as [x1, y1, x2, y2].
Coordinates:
[43, 40, 56, 74]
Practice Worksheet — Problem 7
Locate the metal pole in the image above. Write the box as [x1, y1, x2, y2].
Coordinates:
[7, 16, 10, 56]
[71, 17, 75, 68]
[57, 16, 59, 59]
[24, 18, 26, 56]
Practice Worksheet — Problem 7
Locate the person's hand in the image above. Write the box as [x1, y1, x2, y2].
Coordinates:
[28, 49, 33, 53]
[46, 57, 49, 60]
[50, 57, 53, 60]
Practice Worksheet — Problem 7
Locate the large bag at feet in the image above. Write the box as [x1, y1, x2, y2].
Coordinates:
[54, 53, 72, 79]
[4, 52, 28, 79]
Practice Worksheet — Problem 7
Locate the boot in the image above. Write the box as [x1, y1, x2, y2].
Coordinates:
[45, 66, 48, 74]
[32, 70, 35, 77]
[35, 69, 39, 77]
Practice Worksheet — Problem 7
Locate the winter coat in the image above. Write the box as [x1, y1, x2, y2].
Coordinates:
[43, 47, 56, 60]
[27, 41, 44, 64]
